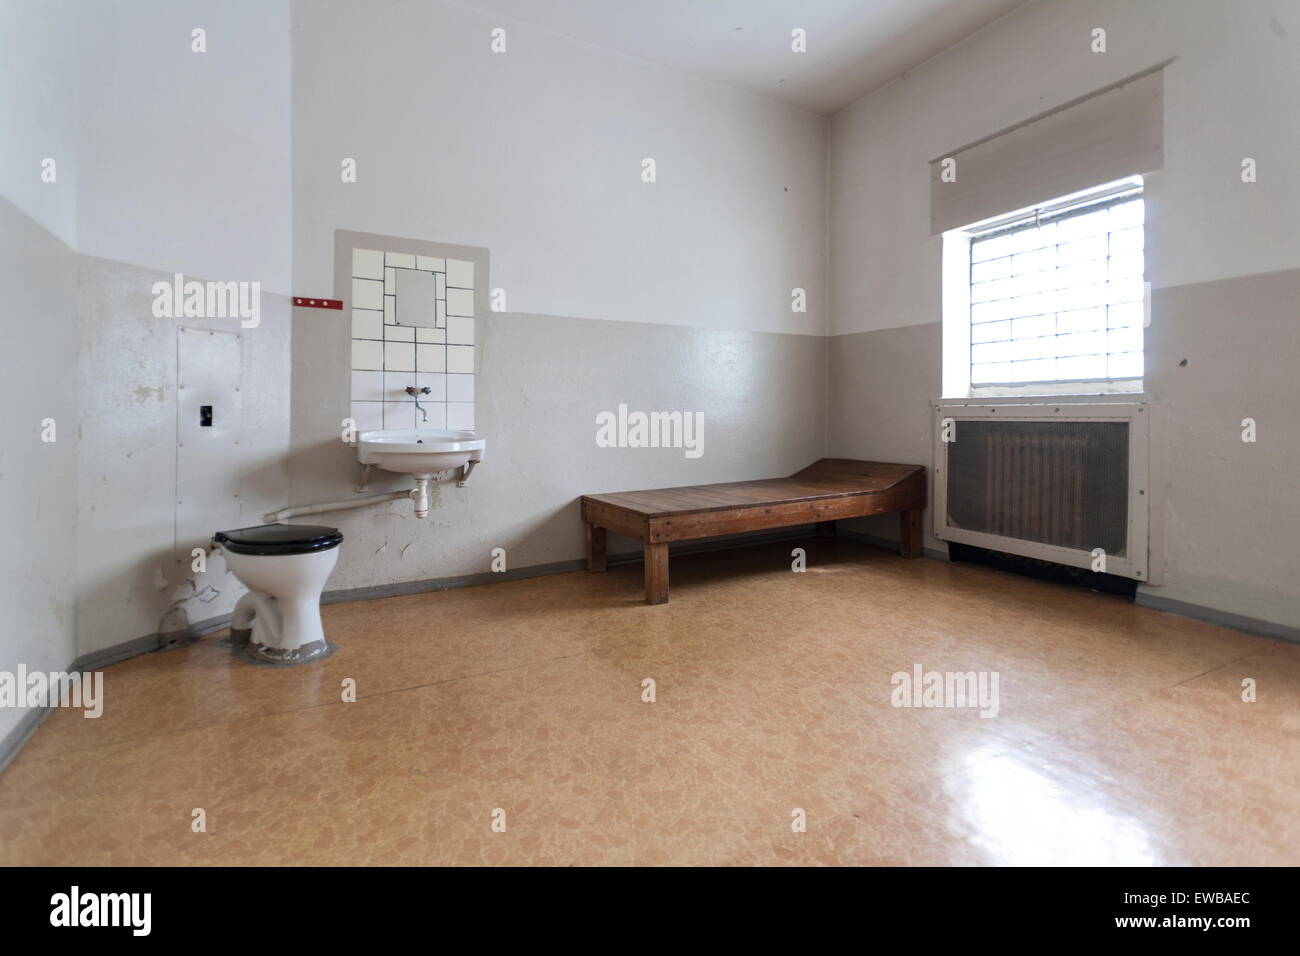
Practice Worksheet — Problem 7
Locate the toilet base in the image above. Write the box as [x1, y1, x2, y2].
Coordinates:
[230, 627, 337, 667]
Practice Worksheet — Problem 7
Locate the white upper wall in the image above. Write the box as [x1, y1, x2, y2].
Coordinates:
[75, 0, 292, 291]
[292, 0, 828, 336]
[829, 0, 1300, 336]
[0, 0, 79, 247]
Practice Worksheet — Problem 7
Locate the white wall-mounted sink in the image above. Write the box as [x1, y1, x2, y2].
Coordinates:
[357, 429, 485, 479]
[265, 429, 486, 524]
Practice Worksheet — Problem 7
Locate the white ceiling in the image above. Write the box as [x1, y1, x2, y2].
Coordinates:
[457, 0, 1030, 115]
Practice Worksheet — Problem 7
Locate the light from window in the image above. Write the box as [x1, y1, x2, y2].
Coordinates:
[968, 182, 1144, 386]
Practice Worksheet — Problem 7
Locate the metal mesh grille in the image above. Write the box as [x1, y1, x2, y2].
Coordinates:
[946, 420, 1129, 556]
[969, 190, 1144, 386]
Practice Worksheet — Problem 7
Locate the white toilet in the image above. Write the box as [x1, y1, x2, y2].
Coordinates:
[212, 524, 343, 666]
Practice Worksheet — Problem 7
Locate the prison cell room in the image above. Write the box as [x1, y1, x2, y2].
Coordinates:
[2, 0, 1296, 903]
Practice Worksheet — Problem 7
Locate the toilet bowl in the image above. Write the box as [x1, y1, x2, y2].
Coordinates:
[212, 524, 343, 666]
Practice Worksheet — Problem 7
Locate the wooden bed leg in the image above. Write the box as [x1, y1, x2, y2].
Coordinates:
[900, 509, 923, 559]
[586, 523, 606, 572]
[816, 520, 836, 538]
[644, 542, 669, 605]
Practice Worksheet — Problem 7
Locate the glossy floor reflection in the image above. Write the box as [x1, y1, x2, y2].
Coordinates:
[1, 537, 1296, 865]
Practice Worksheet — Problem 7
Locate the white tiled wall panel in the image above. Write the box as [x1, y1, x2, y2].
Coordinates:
[352, 248, 383, 280]
[447, 402, 475, 430]
[416, 371, 447, 400]
[351, 370, 384, 402]
[351, 339, 382, 370]
[383, 401, 416, 429]
[351, 244, 475, 430]
[447, 345, 474, 374]
[446, 259, 473, 288]
[384, 341, 415, 372]
[416, 343, 446, 373]
[446, 373, 474, 403]
[350, 401, 383, 431]
[446, 315, 474, 345]
[447, 288, 474, 317]
[384, 370, 415, 401]
[352, 308, 383, 340]
[352, 278, 383, 310]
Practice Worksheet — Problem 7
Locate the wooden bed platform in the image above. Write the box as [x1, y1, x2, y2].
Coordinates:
[580, 458, 926, 604]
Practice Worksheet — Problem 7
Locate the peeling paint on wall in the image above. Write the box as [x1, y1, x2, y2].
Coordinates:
[157, 604, 188, 639]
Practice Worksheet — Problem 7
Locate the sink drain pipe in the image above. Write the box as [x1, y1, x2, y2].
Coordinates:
[264, 476, 432, 523]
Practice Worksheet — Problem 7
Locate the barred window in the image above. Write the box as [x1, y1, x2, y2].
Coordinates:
[968, 179, 1144, 386]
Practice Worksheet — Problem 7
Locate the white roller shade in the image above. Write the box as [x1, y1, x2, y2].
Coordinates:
[930, 66, 1165, 235]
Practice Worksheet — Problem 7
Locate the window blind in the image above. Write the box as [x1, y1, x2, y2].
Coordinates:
[930, 66, 1164, 235]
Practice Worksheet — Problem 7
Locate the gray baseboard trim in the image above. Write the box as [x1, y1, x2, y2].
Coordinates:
[69, 613, 237, 673]
[157, 613, 235, 651]
[71, 633, 160, 672]
[322, 558, 588, 604]
[836, 528, 951, 562]
[1135, 591, 1299, 644]
[0, 704, 54, 774]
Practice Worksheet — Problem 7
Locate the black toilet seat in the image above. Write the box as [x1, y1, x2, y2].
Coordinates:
[214, 524, 344, 556]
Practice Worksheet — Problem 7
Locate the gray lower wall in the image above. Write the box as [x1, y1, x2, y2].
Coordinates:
[0, 197, 79, 743]
[827, 320, 947, 554]
[289, 309, 830, 591]
[1142, 268, 1300, 628]
[826, 268, 1300, 633]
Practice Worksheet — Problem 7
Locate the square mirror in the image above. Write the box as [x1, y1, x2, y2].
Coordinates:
[394, 267, 439, 327]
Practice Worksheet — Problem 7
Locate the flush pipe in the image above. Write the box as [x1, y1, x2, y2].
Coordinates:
[263, 476, 432, 523]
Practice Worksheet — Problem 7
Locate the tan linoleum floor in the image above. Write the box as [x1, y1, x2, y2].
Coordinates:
[2, 537, 1297, 866]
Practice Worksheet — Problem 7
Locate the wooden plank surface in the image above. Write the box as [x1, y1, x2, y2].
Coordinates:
[582, 459, 924, 519]
[646, 472, 925, 542]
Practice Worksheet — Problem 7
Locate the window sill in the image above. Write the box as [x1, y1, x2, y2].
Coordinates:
[935, 393, 1149, 410]
[964, 380, 1144, 401]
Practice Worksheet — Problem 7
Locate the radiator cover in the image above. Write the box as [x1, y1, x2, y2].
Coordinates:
[934, 403, 1149, 581]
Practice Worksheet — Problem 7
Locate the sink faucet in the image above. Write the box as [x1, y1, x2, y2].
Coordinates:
[405, 386, 432, 422]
